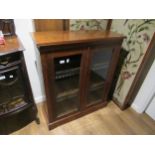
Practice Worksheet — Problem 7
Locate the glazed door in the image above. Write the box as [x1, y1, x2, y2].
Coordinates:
[47, 50, 85, 119]
[0, 65, 28, 115]
[85, 46, 114, 107]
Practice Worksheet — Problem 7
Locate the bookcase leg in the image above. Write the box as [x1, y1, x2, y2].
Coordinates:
[35, 117, 40, 124]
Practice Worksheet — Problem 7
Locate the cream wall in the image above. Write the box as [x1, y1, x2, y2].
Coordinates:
[145, 93, 155, 120]
[14, 19, 45, 103]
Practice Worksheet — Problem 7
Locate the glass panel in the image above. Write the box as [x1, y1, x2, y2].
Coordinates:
[0, 67, 26, 115]
[53, 54, 81, 118]
[87, 47, 113, 106]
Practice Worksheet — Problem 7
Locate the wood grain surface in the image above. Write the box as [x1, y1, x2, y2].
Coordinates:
[31, 30, 124, 47]
[0, 36, 24, 55]
[11, 101, 155, 135]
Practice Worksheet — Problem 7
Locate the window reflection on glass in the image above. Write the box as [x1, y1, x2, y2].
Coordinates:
[87, 48, 113, 106]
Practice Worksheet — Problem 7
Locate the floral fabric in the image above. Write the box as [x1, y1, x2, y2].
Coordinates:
[70, 19, 107, 31]
[112, 19, 155, 105]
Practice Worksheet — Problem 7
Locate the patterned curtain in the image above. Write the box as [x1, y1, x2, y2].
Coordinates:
[111, 19, 155, 105]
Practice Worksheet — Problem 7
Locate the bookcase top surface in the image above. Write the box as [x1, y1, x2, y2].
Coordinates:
[31, 30, 124, 47]
[0, 36, 24, 55]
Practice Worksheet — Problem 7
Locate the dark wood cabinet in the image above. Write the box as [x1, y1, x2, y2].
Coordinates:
[0, 36, 39, 134]
[32, 30, 124, 129]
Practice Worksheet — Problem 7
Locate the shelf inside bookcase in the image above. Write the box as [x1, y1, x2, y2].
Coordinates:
[55, 71, 105, 101]
[55, 75, 79, 101]
[88, 87, 104, 106]
[0, 98, 28, 116]
[92, 62, 109, 71]
[56, 96, 79, 118]
[54, 71, 105, 117]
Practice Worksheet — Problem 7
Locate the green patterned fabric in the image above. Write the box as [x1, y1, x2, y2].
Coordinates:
[111, 19, 155, 105]
[70, 19, 107, 31]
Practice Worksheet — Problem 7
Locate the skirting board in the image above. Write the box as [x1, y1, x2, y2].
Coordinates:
[131, 104, 144, 113]
[34, 95, 46, 104]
